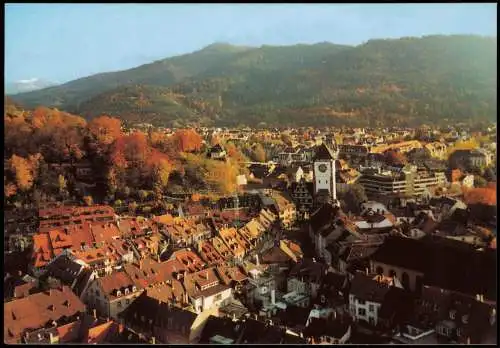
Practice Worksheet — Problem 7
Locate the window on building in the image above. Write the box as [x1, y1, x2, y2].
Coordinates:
[214, 294, 222, 302]
[117, 301, 122, 308]
[358, 308, 366, 316]
[96, 290, 100, 297]
[369, 304, 375, 312]
[358, 299, 365, 305]
[126, 299, 131, 305]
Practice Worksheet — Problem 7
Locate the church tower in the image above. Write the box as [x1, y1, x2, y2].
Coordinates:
[313, 142, 339, 206]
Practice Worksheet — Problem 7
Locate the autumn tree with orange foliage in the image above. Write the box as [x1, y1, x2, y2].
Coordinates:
[88, 115, 122, 146]
[225, 142, 247, 162]
[30, 107, 87, 162]
[204, 160, 239, 195]
[172, 129, 203, 153]
[252, 143, 267, 162]
[8, 154, 36, 192]
[149, 150, 173, 193]
[463, 187, 497, 206]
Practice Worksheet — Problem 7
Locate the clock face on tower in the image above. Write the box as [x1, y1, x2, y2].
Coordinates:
[318, 164, 328, 173]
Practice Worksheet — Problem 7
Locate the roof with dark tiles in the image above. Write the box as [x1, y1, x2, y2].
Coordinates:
[371, 235, 496, 301]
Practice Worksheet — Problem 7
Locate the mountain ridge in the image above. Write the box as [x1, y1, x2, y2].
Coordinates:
[9, 35, 497, 127]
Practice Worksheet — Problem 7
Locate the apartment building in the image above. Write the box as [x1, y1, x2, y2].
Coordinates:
[358, 166, 447, 198]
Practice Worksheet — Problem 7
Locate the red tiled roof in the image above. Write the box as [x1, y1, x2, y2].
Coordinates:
[90, 222, 121, 244]
[71, 246, 111, 265]
[211, 237, 233, 260]
[261, 246, 291, 264]
[32, 233, 53, 268]
[86, 320, 116, 344]
[157, 258, 187, 279]
[97, 272, 135, 297]
[198, 240, 225, 266]
[219, 228, 246, 258]
[38, 205, 115, 232]
[4, 286, 85, 344]
[146, 280, 186, 304]
[13, 282, 37, 299]
[171, 249, 205, 273]
[57, 321, 81, 343]
[184, 267, 221, 298]
[215, 264, 248, 285]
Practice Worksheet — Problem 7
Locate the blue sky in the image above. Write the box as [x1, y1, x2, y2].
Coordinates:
[5, 3, 497, 83]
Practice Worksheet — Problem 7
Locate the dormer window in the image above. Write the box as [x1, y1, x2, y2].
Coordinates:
[450, 310, 456, 320]
[117, 290, 122, 297]
[124, 288, 129, 295]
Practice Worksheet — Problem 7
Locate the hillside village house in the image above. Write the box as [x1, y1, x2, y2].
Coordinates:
[289, 179, 314, 221]
[287, 258, 326, 300]
[183, 268, 233, 313]
[85, 271, 142, 319]
[271, 192, 297, 228]
[207, 144, 227, 161]
[449, 149, 492, 170]
[4, 286, 86, 344]
[348, 271, 402, 327]
[120, 292, 217, 344]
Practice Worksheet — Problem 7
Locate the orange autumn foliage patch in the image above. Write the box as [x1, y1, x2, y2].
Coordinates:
[463, 187, 497, 206]
[173, 129, 203, 153]
[88, 115, 122, 145]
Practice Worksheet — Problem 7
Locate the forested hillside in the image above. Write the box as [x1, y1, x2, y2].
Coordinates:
[10, 35, 496, 127]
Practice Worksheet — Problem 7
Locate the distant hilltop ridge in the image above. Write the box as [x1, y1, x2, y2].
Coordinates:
[5, 78, 57, 95]
[9, 34, 496, 127]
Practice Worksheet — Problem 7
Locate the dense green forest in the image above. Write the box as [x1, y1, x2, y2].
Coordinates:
[10, 35, 497, 127]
